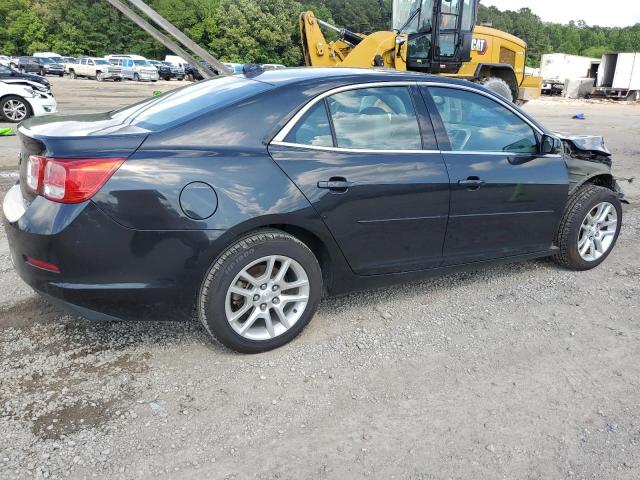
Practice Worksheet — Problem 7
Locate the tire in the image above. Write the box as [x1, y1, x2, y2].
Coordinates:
[164, 76, 171, 81]
[133, 73, 140, 82]
[69, 70, 77, 80]
[479, 77, 514, 102]
[0, 95, 32, 123]
[553, 184, 622, 271]
[96, 72, 105, 82]
[39, 68, 44, 76]
[627, 90, 640, 102]
[19, 67, 25, 73]
[186, 73, 194, 82]
[58, 73, 63, 77]
[198, 230, 323, 353]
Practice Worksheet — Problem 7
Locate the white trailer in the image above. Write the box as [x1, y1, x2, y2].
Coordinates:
[540, 53, 600, 95]
[595, 53, 640, 101]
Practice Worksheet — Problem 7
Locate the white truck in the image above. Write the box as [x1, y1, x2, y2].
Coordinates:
[594, 53, 640, 101]
[540, 53, 600, 96]
[67, 57, 123, 82]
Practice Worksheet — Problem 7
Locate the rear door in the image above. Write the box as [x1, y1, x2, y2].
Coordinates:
[270, 84, 450, 275]
[421, 85, 568, 265]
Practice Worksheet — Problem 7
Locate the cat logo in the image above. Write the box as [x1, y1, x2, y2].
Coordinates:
[471, 38, 488, 55]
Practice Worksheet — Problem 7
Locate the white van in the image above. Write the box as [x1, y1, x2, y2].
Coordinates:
[164, 55, 189, 69]
[34, 52, 62, 59]
[105, 54, 159, 82]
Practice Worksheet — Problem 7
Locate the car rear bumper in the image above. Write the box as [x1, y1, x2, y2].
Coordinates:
[3, 184, 225, 322]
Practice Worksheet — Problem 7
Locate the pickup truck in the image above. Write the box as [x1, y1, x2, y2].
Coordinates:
[67, 57, 122, 82]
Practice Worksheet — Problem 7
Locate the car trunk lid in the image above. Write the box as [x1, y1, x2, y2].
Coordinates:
[17, 113, 149, 203]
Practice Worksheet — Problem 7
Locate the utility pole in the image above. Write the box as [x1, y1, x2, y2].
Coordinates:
[105, 0, 231, 78]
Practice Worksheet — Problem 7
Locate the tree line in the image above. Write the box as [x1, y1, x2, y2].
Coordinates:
[0, 0, 638, 67]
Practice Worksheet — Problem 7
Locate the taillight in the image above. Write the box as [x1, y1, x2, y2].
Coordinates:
[26, 155, 125, 204]
[26, 155, 45, 191]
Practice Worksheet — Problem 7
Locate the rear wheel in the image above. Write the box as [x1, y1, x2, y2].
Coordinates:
[0, 95, 32, 123]
[198, 230, 322, 353]
[553, 185, 622, 270]
[627, 90, 640, 102]
[479, 77, 514, 102]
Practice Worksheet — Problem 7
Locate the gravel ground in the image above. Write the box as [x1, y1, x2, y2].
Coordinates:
[0, 80, 639, 479]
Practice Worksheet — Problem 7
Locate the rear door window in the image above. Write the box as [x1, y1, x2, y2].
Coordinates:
[326, 87, 422, 150]
[285, 102, 333, 147]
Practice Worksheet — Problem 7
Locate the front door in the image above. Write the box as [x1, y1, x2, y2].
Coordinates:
[421, 85, 569, 265]
[270, 85, 450, 275]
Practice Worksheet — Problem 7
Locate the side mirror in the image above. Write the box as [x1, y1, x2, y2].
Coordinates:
[540, 134, 562, 154]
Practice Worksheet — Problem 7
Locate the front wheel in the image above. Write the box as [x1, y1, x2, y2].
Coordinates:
[627, 90, 640, 102]
[198, 230, 322, 353]
[69, 70, 77, 79]
[133, 73, 140, 82]
[96, 72, 105, 82]
[553, 185, 622, 270]
[479, 77, 514, 102]
[0, 95, 32, 123]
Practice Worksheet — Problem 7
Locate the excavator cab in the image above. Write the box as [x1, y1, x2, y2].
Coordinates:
[393, 0, 478, 73]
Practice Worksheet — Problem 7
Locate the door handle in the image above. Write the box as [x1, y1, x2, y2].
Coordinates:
[458, 177, 486, 190]
[318, 177, 353, 192]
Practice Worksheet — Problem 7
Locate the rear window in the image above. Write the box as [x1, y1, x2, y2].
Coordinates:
[111, 76, 272, 130]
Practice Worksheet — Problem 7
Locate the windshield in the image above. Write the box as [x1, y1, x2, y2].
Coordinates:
[111, 75, 272, 130]
[134, 60, 150, 66]
[393, 0, 434, 33]
[39, 57, 54, 64]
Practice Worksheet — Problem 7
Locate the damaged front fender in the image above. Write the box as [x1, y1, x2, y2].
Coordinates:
[556, 133, 627, 202]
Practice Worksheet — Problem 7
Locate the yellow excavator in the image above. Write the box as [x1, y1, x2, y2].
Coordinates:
[300, 0, 541, 103]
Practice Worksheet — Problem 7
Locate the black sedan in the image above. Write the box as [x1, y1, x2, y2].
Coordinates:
[0, 64, 51, 90]
[2, 68, 625, 353]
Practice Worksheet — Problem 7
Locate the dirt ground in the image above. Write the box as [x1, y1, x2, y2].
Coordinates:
[0, 78, 639, 480]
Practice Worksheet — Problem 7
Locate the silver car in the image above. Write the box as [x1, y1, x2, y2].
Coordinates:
[109, 57, 159, 82]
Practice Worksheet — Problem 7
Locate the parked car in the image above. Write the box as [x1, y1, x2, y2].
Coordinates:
[67, 57, 122, 82]
[162, 61, 184, 80]
[0, 80, 56, 122]
[2, 69, 625, 353]
[106, 55, 159, 82]
[17, 56, 63, 77]
[0, 64, 51, 91]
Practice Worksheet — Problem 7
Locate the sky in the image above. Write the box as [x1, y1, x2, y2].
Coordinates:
[481, 0, 640, 27]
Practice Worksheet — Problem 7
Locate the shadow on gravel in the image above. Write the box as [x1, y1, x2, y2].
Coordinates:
[319, 258, 553, 314]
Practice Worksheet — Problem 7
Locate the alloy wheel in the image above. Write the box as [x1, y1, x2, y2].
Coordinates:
[225, 255, 310, 341]
[2, 99, 28, 121]
[578, 201, 618, 262]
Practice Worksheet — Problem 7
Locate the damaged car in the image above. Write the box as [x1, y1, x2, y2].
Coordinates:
[2, 68, 625, 352]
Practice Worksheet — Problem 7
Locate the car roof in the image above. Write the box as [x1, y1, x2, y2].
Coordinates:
[247, 67, 467, 88]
